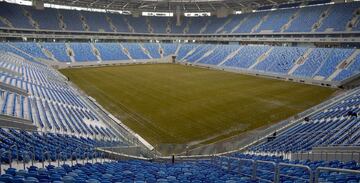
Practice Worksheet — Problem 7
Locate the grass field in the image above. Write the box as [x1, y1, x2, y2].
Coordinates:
[60, 64, 336, 146]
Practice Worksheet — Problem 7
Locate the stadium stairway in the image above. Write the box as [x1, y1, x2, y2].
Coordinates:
[215, 17, 232, 34]
[23, 9, 38, 30]
[251, 13, 269, 33]
[217, 47, 243, 66]
[89, 43, 102, 62]
[230, 16, 248, 33]
[248, 47, 274, 70]
[138, 44, 153, 59]
[280, 8, 301, 32]
[193, 45, 218, 64]
[105, 15, 117, 32]
[327, 49, 360, 81]
[64, 43, 75, 63]
[58, 12, 66, 31]
[347, 8, 360, 31]
[37, 43, 57, 62]
[118, 44, 133, 60]
[79, 13, 89, 32]
[312, 6, 332, 32]
[288, 48, 314, 75]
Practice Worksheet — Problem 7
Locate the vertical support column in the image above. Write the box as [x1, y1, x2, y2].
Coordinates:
[176, 6, 181, 26]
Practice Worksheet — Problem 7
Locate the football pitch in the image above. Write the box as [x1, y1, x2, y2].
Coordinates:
[60, 64, 336, 146]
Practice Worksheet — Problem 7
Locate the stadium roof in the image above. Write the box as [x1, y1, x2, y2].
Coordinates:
[22, 0, 331, 12]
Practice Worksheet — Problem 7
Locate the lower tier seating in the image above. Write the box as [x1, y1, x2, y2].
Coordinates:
[2, 42, 359, 82]
[250, 89, 360, 153]
[0, 128, 123, 164]
[0, 153, 359, 182]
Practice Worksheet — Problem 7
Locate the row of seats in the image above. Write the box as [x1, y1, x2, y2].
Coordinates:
[0, 1, 359, 34]
[250, 89, 360, 153]
[2, 42, 360, 82]
[178, 44, 359, 81]
[0, 153, 359, 182]
[0, 127, 121, 163]
[0, 51, 122, 140]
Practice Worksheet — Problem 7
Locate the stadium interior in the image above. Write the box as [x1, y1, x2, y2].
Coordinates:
[0, 0, 359, 182]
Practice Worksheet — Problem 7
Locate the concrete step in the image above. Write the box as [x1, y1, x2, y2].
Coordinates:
[248, 47, 273, 70]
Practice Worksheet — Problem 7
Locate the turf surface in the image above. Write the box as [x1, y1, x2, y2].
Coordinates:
[60, 64, 336, 145]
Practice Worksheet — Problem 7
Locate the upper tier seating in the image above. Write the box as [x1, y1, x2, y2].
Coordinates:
[58, 9, 83, 31]
[286, 5, 328, 32]
[255, 9, 294, 33]
[126, 17, 148, 33]
[1, 2, 359, 34]
[170, 17, 189, 34]
[106, 14, 129, 32]
[188, 17, 209, 34]
[149, 17, 169, 34]
[317, 3, 359, 32]
[233, 12, 268, 33]
[221, 14, 247, 34]
[203, 17, 228, 34]
[23, 6, 60, 30]
[0, 2, 33, 29]
[81, 11, 112, 32]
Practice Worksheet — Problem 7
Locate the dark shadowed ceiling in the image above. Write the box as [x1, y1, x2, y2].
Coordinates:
[25, 0, 332, 12]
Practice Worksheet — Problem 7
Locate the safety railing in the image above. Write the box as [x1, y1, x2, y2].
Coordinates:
[277, 162, 313, 183]
[214, 156, 314, 183]
[292, 151, 360, 163]
[0, 147, 108, 172]
[0, 150, 11, 173]
[315, 167, 360, 182]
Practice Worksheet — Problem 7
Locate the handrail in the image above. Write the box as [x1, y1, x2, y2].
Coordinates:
[22, 151, 30, 170]
[215, 156, 256, 179]
[58, 152, 65, 167]
[315, 167, 360, 183]
[71, 152, 77, 166]
[28, 145, 35, 166]
[92, 152, 97, 164]
[254, 160, 277, 182]
[214, 157, 315, 183]
[0, 150, 10, 173]
[83, 152, 88, 164]
[42, 151, 50, 168]
[9, 144, 18, 163]
[277, 162, 313, 183]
